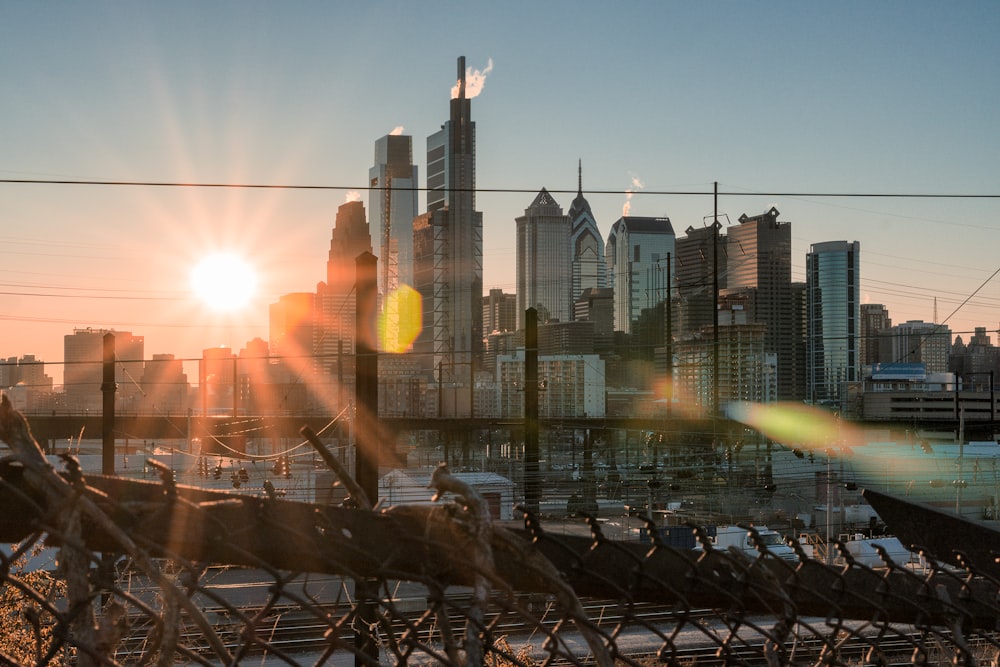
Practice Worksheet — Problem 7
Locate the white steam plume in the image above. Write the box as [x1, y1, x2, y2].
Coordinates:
[390, 125, 405, 136]
[451, 57, 494, 99]
[345, 190, 362, 203]
[622, 174, 645, 217]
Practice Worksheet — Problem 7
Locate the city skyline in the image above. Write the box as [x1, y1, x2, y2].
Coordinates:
[2, 3, 999, 381]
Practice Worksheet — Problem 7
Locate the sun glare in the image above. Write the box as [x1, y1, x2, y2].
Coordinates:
[190, 252, 258, 311]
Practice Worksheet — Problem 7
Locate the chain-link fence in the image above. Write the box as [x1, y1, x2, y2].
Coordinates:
[3, 397, 1000, 666]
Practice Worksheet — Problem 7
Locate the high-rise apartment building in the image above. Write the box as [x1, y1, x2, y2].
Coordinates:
[140, 353, 188, 415]
[516, 188, 571, 328]
[63, 328, 144, 413]
[879, 320, 952, 375]
[568, 162, 606, 309]
[806, 240, 861, 405]
[675, 222, 726, 337]
[368, 134, 418, 300]
[860, 303, 892, 369]
[605, 217, 675, 334]
[413, 57, 484, 416]
[574, 287, 614, 352]
[0, 355, 53, 413]
[725, 208, 799, 400]
[483, 288, 516, 335]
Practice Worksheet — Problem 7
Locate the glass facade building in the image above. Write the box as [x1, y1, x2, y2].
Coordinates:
[806, 240, 861, 405]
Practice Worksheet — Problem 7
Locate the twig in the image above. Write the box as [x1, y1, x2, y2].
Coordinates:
[300, 425, 372, 510]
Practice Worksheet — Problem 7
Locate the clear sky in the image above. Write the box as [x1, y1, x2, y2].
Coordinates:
[2, 2, 999, 384]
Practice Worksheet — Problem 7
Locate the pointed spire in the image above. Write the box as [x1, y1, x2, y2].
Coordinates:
[578, 159, 583, 198]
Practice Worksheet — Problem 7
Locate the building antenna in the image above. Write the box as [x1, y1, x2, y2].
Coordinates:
[934, 296, 938, 324]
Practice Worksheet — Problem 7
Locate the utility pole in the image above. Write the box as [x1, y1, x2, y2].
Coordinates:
[353, 251, 379, 666]
[666, 252, 673, 419]
[712, 182, 720, 420]
[101, 332, 116, 476]
[524, 307, 540, 516]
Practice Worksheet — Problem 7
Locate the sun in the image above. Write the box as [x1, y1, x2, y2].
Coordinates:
[190, 252, 258, 311]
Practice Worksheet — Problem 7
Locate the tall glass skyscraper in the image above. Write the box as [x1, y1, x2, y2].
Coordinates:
[568, 162, 606, 309]
[516, 188, 571, 328]
[605, 216, 675, 334]
[806, 240, 861, 406]
[412, 57, 484, 415]
[368, 134, 418, 299]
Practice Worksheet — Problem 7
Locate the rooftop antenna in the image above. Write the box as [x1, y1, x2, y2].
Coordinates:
[934, 296, 938, 324]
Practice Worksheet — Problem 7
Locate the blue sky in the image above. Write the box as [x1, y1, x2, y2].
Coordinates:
[2, 2, 999, 380]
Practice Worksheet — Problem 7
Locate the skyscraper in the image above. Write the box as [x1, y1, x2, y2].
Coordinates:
[568, 162, 606, 310]
[879, 320, 952, 375]
[413, 57, 484, 416]
[605, 216, 675, 334]
[806, 240, 861, 405]
[516, 188, 571, 328]
[368, 134, 418, 300]
[63, 328, 144, 413]
[676, 222, 726, 337]
[860, 303, 892, 369]
[726, 208, 798, 400]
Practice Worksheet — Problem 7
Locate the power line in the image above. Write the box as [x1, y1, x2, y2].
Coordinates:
[2, 178, 1000, 199]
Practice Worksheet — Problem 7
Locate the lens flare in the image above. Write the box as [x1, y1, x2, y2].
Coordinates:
[378, 285, 422, 353]
[726, 401, 859, 451]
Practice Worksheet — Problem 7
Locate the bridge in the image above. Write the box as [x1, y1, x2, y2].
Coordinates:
[20, 413, 721, 451]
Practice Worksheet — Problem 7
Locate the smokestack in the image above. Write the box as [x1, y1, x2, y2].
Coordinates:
[457, 56, 466, 100]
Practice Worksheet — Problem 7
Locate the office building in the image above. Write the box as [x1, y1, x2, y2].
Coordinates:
[573, 287, 614, 353]
[483, 288, 517, 335]
[413, 57, 485, 415]
[63, 328, 144, 413]
[860, 304, 892, 369]
[140, 353, 188, 415]
[806, 240, 861, 405]
[725, 208, 799, 400]
[516, 188, 571, 328]
[605, 216, 675, 334]
[879, 320, 952, 375]
[496, 352, 606, 418]
[314, 199, 374, 404]
[369, 134, 418, 300]
[568, 162, 606, 308]
[676, 222, 726, 337]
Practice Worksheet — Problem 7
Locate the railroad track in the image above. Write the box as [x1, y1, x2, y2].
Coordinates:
[114, 595, 998, 664]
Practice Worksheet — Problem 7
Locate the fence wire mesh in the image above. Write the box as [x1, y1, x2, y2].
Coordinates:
[3, 401, 1000, 666]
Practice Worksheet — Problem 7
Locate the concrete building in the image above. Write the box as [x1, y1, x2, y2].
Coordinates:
[483, 288, 516, 336]
[140, 353, 188, 415]
[516, 188, 571, 328]
[573, 287, 614, 353]
[605, 216, 675, 334]
[496, 352, 606, 419]
[63, 328, 144, 414]
[676, 221, 726, 337]
[725, 208, 799, 400]
[806, 240, 861, 406]
[860, 303, 892, 370]
[675, 309, 772, 413]
[0, 355, 53, 413]
[879, 320, 952, 375]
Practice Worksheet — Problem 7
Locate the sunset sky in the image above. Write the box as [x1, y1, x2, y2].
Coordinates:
[2, 2, 999, 384]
